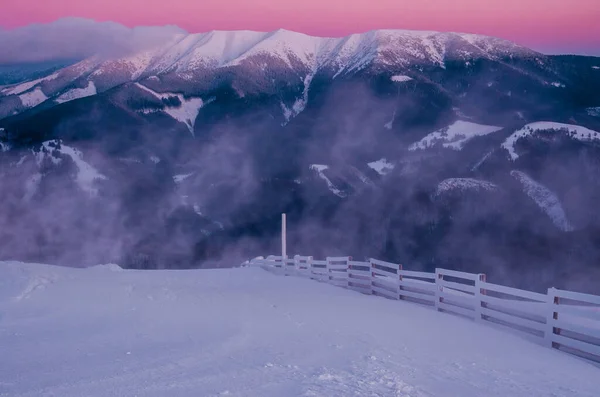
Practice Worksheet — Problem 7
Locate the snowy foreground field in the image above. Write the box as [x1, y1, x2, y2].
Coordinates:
[0, 262, 598, 397]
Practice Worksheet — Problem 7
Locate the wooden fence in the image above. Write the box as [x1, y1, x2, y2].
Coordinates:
[248, 255, 600, 364]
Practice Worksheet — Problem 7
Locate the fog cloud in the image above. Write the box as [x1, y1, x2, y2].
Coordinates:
[0, 17, 186, 64]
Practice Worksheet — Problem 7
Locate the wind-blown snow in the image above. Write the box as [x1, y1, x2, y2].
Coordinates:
[367, 158, 395, 175]
[310, 164, 345, 197]
[391, 75, 413, 82]
[511, 170, 574, 231]
[19, 87, 48, 108]
[56, 81, 97, 104]
[135, 83, 210, 135]
[502, 122, 600, 160]
[435, 178, 498, 196]
[409, 120, 503, 151]
[0, 262, 598, 397]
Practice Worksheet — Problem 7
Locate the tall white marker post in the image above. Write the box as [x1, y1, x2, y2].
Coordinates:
[281, 213, 287, 259]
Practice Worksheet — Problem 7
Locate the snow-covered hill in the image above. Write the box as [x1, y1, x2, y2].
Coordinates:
[0, 262, 597, 397]
[502, 122, 600, 160]
[409, 121, 503, 151]
[0, 25, 539, 116]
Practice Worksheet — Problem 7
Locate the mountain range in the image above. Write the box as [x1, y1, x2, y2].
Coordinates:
[1, 20, 600, 293]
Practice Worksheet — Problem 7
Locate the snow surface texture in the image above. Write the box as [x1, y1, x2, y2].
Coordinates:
[511, 170, 574, 232]
[435, 178, 498, 196]
[367, 158, 395, 175]
[409, 120, 503, 151]
[135, 83, 211, 135]
[502, 122, 600, 160]
[310, 164, 345, 197]
[33, 140, 107, 196]
[56, 81, 97, 104]
[0, 261, 598, 397]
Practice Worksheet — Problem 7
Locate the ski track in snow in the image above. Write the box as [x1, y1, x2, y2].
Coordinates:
[0, 262, 598, 397]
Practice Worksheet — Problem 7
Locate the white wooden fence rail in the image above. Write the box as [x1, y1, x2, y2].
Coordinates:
[247, 255, 600, 364]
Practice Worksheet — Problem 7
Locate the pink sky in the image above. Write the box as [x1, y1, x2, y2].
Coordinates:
[2, 0, 599, 54]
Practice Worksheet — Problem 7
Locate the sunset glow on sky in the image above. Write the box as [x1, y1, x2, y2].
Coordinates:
[2, 0, 599, 54]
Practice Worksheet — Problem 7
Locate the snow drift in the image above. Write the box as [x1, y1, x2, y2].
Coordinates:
[0, 261, 597, 397]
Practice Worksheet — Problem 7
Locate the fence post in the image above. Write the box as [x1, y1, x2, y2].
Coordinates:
[293, 255, 300, 276]
[545, 287, 559, 348]
[281, 255, 288, 276]
[369, 259, 376, 296]
[398, 264, 404, 300]
[435, 268, 443, 311]
[326, 257, 334, 285]
[346, 257, 351, 289]
[474, 273, 486, 322]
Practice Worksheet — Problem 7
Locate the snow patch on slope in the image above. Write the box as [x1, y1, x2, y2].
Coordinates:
[310, 164, 345, 197]
[502, 122, 600, 160]
[135, 83, 212, 135]
[409, 120, 503, 151]
[2, 73, 58, 96]
[19, 87, 48, 108]
[36, 140, 107, 196]
[56, 81, 97, 104]
[281, 72, 314, 125]
[391, 75, 413, 82]
[511, 170, 574, 232]
[384, 110, 396, 129]
[435, 178, 498, 196]
[173, 173, 194, 183]
[0, 138, 10, 152]
[368, 158, 395, 175]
